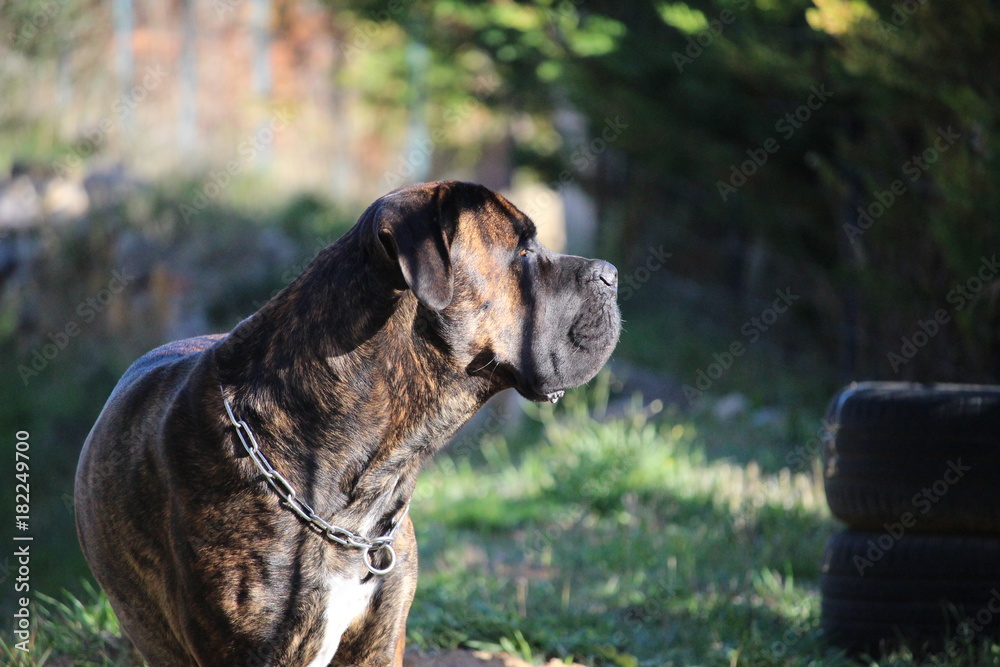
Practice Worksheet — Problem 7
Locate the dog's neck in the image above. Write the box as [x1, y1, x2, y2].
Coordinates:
[211, 235, 489, 532]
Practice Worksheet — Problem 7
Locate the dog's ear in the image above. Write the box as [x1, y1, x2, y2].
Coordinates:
[374, 182, 457, 312]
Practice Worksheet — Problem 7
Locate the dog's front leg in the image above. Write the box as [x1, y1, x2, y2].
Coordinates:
[331, 517, 417, 667]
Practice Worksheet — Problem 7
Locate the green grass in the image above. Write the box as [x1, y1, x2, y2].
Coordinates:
[0, 582, 137, 666]
[6, 378, 1000, 666]
[406, 386, 838, 666]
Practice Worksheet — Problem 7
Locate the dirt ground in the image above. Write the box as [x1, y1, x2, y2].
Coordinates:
[404, 649, 588, 667]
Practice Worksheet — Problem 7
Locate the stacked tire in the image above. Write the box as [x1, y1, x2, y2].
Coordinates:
[820, 382, 1000, 651]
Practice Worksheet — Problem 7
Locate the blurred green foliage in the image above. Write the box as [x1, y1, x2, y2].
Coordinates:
[325, 0, 1000, 387]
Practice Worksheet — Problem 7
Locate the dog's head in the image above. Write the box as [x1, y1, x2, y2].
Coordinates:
[366, 180, 620, 402]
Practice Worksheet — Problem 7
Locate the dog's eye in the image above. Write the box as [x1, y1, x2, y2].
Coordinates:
[519, 248, 532, 258]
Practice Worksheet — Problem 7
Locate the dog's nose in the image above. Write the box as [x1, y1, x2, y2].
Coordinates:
[589, 260, 618, 289]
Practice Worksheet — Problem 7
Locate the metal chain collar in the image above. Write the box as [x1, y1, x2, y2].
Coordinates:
[221, 388, 406, 576]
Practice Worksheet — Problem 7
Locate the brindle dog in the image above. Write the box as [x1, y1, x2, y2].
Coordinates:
[75, 181, 620, 666]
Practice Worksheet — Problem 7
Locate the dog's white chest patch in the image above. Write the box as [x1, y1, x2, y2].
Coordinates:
[304, 575, 375, 667]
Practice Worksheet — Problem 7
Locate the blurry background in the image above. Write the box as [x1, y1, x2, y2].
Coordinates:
[1, 0, 999, 662]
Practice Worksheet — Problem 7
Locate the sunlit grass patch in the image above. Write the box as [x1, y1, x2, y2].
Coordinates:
[408, 380, 841, 665]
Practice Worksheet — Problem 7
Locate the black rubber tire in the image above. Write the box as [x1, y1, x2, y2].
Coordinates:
[822, 382, 1000, 533]
[822, 531, 1000, 651]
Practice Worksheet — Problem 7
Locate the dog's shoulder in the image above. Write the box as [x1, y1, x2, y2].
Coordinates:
[92, 334, 228, 432]
[117, 334, 226, 390]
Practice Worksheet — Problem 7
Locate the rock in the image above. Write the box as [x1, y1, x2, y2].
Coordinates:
[0, 175, 41, 230]
[43, 176, 90, 221]
[404, 649, 589, 667]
